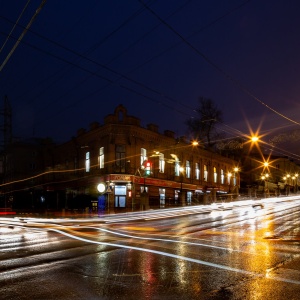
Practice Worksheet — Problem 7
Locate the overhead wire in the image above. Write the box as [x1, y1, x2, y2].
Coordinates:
[0, 1, 198, 128]
[0, 1, 299, 163]
[0, 0, 31, 55]
[0, 0, 245, 111]
[138, 0, 300, 127]
[0, 1, 299, 190]
[0, 0, 249, 130]
[0, 0, 47, 72]
[0, 0, 152, 106]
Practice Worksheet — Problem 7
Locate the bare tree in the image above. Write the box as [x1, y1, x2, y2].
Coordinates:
[186, 97, 223, 148]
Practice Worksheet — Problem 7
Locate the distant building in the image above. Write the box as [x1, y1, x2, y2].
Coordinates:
[0, 138, 55, 210]
[218, 136, 300, 197]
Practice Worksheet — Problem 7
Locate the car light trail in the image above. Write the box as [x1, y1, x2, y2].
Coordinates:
[2, 212, 300, 285]
[88, 226, 260, 255]
[46, 227, 300, 285]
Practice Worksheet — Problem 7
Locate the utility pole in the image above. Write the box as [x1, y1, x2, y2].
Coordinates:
[0, 95, 12, 152]
[0, 96, 12, 208]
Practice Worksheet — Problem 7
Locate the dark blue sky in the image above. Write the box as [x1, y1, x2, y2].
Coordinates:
[1, 0, 300, 157]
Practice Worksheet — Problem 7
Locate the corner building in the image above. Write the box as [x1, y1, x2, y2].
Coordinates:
[52, 105, 239, 212]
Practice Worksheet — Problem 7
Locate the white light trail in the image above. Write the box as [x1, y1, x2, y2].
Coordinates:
[48, 227, 300, 285]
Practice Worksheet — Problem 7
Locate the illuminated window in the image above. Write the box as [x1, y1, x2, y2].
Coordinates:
[195, 163, 200, 180]
[227, 172, 232, 184]
[204, 164, 208, 181]
[213, 167, 217, 183]
[159, 188, 165, 207]
[99, 147, 104, 169]
[85, 152, 90, 172]
[220, 169, 224, 184]
[116, 145, 125, 173]
[186, 161, 190, 178]
[114, 185, 126, 207]
[187, 191, 192, 204]
[141, 186, 148, 193]
[175, 161, 180, 176]
[175, 190, 179, 201]
[159, 153, 165, 173]
[141, 148, 147, 166]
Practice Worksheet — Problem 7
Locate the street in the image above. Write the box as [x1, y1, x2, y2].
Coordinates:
[1, 197, 300, 300]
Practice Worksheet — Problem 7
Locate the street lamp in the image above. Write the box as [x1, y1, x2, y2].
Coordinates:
[287, 174, 291, 195]
[283, 175, 288, 196]
[261, 173, 269, 198]
[261, 175, 265, 198]
[295, 174, 299, 193]
[265, 173, 269, 196]
[227, 172, 233, 201]
[232, 167, 239, 199]
[292, 174, 298, 193]
[179, 167, 184, 205]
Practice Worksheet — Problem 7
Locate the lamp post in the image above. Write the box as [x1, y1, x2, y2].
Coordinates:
[179, 167, 184, 206]
[233, 167, 239, 198]
[228, 172, 232, 201]
[283, 176, 287, 196]
[261, 173, 269, 198]
[261, 175, 266, 198]
[291, 174, 298, 193]
[265, 173, 269, 197]
[283, 175, 290, 196]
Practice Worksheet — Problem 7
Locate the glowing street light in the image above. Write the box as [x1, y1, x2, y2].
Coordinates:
[97, 182, 106, 193]
[179, 167, 185, 205]
[261, 173, 269, 197]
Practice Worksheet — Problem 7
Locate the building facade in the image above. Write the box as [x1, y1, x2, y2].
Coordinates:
[47, 105, 240, 212]
[2, 105, 300, 212]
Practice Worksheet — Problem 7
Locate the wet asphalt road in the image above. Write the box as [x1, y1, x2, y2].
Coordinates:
[1, 197, 300, 300]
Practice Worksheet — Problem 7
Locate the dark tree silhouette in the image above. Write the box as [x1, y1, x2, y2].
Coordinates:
[186, 97, 223, 148]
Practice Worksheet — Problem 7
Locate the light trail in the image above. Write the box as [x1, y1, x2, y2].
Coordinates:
[0, 216, 269, 256]
[47, 226, 300, 285]
[87, 226, 270, 256]
[2, 209, 300, 285]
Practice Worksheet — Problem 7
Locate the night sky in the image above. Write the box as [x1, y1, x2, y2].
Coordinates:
[1, 0, 300, 158]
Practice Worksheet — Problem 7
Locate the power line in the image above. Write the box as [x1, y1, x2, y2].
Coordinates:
[0, 0, 47, 72]
[0, 0, 31, 55]
[1, 1, 299, 163]
[0, 0, 254, 127]
[138, 0, 300, 127]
